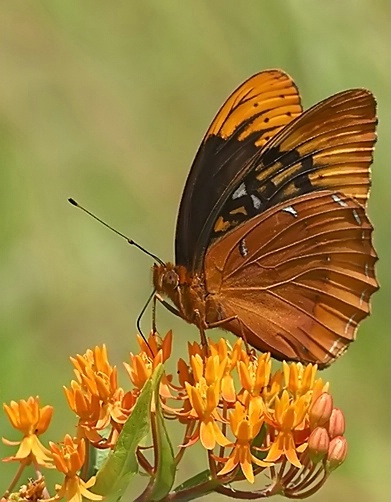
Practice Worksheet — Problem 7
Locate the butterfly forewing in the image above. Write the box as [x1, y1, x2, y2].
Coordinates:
[204, 191, 378, 367]
[175, 69, 303, 272]
[209, 89, 376, 244]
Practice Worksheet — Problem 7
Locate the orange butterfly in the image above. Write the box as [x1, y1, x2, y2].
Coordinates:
[153, 69, 378, 368]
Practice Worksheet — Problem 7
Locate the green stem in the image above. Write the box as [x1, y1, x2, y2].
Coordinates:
[164, 478, 223, 501]
[215, 482, 280, 499]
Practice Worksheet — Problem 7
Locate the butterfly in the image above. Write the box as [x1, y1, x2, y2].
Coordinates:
[153, 69, 378, 368]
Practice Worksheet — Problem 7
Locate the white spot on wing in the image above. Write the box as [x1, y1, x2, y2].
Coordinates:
[360, 289, 367, 306]
[329, 338, 342, 357]
[239, 239, 248, 257]
[352, 209, 362, 225]
[282, 205, 298, 218]
[232, 182, 247, 199]
[345, 313, 357, 336]
[331, 194, 348, 207]
[365, 263, 370, 278]
[251, 194, 261, 210]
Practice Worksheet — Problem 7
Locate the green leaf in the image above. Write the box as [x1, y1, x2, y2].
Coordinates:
[92, 364, 164, 500]
[146, 378, 176, 501]
[84, 438, 111, 479]
[93, 441, 112, 471]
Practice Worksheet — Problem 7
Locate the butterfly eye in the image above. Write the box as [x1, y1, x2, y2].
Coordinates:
[164, 270, 179, 289]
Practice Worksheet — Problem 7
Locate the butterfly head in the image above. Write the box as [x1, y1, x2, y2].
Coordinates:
[153, 262, 180, 293]
[153, 262, 207, 325]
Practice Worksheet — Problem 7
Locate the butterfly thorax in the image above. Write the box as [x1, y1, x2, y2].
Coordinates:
[153, 263, 209, 327]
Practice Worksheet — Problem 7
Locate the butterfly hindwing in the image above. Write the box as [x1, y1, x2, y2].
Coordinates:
[175, 70, 302, 271]
[204, 191, 378, 367]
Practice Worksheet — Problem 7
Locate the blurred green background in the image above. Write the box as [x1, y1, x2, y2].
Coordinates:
[0, 1, 389, 500]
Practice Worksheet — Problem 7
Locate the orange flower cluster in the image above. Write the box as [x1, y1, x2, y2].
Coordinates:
[1, 331, 348, 500]
[3, 396, 53, 468]
[129, 333, 347, 497]
[64, 345, 134, 448]
[50, 435, 102, 502]
[2, 398, 101, 502]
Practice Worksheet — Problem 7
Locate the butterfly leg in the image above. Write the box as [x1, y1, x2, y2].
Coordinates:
[193, 310, 210, 357]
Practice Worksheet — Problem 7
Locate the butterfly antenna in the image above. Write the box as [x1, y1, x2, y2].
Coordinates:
[68, 198, 165, 265]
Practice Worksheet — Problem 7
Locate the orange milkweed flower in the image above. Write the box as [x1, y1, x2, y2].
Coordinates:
[283, 361, 318, 396]
[209, 338, 246, 402]
[237, 352, 272, 397]
[177, 357, 194, 389]
[2, 396, 53, 467]
[124, 330, 173, 399]
[71, 345, 111, 380]
[218, 398, 269, 483]
[67, 346, 130, 435]
[49, 435, 102, 502]
[72, 347, 118, 402]
[264, 389, 310, 468]
[184, 354, 231, 450]
[64, 380, 101, 428]
[136, 330, 172, 362]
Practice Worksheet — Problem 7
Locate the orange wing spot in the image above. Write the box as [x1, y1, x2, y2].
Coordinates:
[279, 185, 298, 198]
[214, 216, 232, 233]
[229, 207, 247, 216]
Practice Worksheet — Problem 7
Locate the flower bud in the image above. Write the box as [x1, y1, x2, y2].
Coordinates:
[327, 436, 348, 471]
[308, 426, 330, 464]
[327, 408, 345, 438]
[309, 392, 333, 429]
